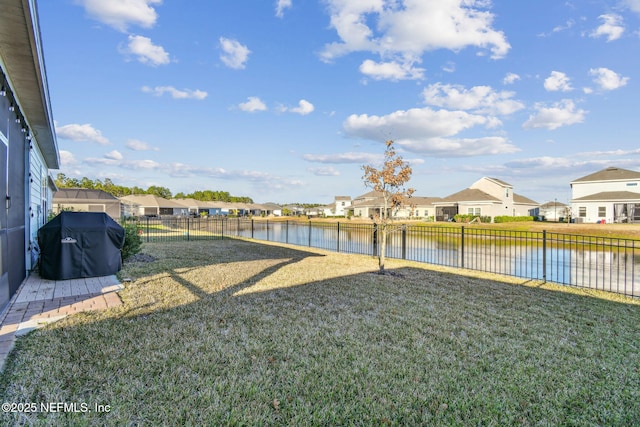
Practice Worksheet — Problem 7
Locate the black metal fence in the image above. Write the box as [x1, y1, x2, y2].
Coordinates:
[122, 217, 639, 298]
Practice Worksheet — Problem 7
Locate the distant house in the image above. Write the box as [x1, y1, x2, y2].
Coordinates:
[320, 196, 352, 217]
[1, 1, 60, 310]
[352, 191, 439, 219]
[570, 167, 640, 223]
[120, 195, 189, 217]
[433, 177, 539, 222]
[259, 203, 283, 216]
[174, 198, 225, 216]
[53, 188, 121, 219]
[532, 201, 568, 222]
[282, 204, 305, 216]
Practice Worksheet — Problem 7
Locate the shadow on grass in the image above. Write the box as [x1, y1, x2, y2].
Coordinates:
[1, 238, 639, 425]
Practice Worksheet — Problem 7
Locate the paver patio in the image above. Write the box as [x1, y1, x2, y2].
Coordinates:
[0, 273, 123, 371]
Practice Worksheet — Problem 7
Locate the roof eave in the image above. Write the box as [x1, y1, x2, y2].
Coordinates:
[0, 0, 59, 169]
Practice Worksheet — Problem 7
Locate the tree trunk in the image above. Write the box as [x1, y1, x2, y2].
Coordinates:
[379, 223, 386, 273]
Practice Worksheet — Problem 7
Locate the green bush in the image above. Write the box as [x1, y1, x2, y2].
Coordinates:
[121, 223, 143, 260]
[494, 215, 534, 223]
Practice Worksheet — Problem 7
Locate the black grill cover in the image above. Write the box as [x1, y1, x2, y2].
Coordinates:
[38, 212, 125, 280]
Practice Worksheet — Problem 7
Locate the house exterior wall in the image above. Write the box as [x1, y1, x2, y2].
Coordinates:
[571, 179, 640, 199]
[570, 171, 640, 223]
[572, 201, 611, 224]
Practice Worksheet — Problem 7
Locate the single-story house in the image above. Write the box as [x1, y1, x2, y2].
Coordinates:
[53, 188, 121, 219]
[259, 203, 283, 216]
[120, 194, 189, 217]
[570, 167, 640, 223]
[1, 0, 60, 310]
[531, 201, 569, 222]
[352, 191, 440, 220]
[174, 198, 225, 216]
[433, 177, 539, 222]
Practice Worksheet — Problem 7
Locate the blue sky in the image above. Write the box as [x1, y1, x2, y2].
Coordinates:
[38, 0, 640, 205]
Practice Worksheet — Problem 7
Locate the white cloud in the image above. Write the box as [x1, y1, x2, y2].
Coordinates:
[589, 67, 629, 90]
[104, 150, 123, 160]
[343, 107, 518, 157]
[77, 0, 161, 32]
[303, 152, 382, 164]
[126, 139, 159, 151]
[522, 100, 586, 130]
[123, 35, 170, 66]
[141, 85, 208, 99]
[238, 97, 267, 112]
[422, 83, 524, 115]
[289, 99, 315, 115]
[623, 0, 640, 14]
[359, 59, 425, 81]
[59, 150, 77, 166]
[320, 0, 510, 64]
[276, 0, 292, 18]
[307, 166, 340, 176]
[503, 72, 520, 85]
[544, 71, 573, 92]
[56, 123, 109, 145]
[590, 14, 624, 41]
[219, 37, 251, 69]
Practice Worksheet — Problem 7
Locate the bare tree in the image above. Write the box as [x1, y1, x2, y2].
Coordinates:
[362, 140, 414, 274]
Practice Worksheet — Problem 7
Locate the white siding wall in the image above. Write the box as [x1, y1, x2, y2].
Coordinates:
[572, 180, 640, 199]
[28, 143, 48, 269]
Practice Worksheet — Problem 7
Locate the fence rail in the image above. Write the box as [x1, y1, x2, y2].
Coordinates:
[123, 217, 639, 298]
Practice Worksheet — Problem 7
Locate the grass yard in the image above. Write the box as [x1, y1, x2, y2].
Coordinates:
[1, 239, 639, 425]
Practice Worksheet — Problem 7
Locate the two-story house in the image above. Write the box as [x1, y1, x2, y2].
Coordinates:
[433, 177, 539, 222]
[570, 167, 640, 223]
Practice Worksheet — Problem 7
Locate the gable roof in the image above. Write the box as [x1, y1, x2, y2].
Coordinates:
[120, 194, 186, 208]
[572, 191, 640, 202]
[513, 193, 539, 205]
[438, 188, 500, 203]
[54, 188, 118, 201]
[571, 167, 640, 183]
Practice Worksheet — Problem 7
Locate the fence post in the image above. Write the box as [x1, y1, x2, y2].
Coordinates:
[542, 230, 547, 282]
[267, 220, 270, 241]
[461, 226, 465, 269]
[146, 216, 150, 243]
[286, 220, 289, 244]
[221, 217, 225, 240]
[308, 221, 312, 247]
[187, 217, 190, 241]
[402, 224, 407, 260]
[251, 219, 254, 239]
[373, 224, 378, 256]
[237, 217, 241, 237]
[337, 222, 340, 253]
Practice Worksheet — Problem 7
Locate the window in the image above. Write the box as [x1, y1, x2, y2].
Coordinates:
[579, 207, 586, 217]
[505, 188, 509, 197]
[468, 207, 481, 215]
[626, 183, 638, 187]
[598, 206, 606, 217]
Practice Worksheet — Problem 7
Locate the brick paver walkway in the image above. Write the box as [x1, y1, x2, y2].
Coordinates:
[0, 273, 123, 371]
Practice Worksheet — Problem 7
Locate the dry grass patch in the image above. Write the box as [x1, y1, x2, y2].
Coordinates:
[1, 239, 639, 425]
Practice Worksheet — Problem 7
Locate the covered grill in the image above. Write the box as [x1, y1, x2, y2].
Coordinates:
[38, 212, 125, 280]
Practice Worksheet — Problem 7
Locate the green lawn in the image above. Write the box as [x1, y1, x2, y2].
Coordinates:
[1, 239, 639, 425]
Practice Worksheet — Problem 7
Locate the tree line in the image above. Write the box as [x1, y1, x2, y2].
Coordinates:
[54, 174, 253, 203]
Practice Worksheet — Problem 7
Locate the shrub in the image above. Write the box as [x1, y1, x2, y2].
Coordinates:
[494, 215, 534, 223]
[121, 223, 143, 260]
